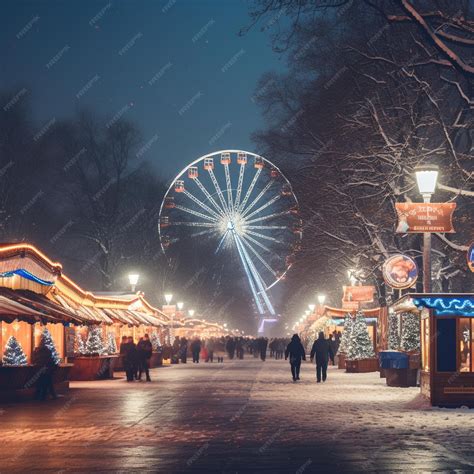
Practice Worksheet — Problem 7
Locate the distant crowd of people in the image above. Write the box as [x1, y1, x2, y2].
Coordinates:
[118, 331, 342, 384]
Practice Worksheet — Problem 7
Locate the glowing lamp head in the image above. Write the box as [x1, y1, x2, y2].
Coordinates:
[318, 294, 326, 305]
[415, 164, 439, 196]
[177, 301, 184, 311]
[188, 309, 195, 317]
[308, 304, 316, 312]
[128, 273, 139, 286]
[164, 293, 173, 305]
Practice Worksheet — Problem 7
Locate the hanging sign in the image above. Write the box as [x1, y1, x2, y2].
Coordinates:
[395, 202, 456, 233]
[383, 254, 418, 289]
[468, 242, 474, 273]
[341, 300, 359, 311]
[343, 285, 375, 303]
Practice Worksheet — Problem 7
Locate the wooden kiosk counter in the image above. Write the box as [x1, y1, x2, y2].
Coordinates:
[392, 293, 474, 408]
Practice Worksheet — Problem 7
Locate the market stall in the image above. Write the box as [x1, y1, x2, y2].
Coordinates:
[392, 293, 474, 407]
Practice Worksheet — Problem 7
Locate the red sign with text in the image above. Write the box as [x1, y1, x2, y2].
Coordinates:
[395, 202, 456, 233]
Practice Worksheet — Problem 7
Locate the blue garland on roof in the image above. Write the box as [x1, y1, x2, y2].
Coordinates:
[0, 268, 54, 286]
[413, 297, 474, 317]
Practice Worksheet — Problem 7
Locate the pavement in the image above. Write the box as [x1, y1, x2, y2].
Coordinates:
[1, 357, 474, 473]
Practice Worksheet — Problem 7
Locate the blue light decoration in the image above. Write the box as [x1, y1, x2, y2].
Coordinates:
[0, 268, 54, 286]
[413, 297, 474, 317]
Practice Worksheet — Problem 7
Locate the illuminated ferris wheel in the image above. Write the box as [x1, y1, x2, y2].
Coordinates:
[158, 150, 302, 318]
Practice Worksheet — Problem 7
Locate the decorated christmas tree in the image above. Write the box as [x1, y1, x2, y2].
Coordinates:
[150, 332, 161, 352]
[388, 311, 400, 350]
[41, 328, 61, 365]
[338, 314, 354, 354]
[75, 333, 86, 355]
[2, 336, 28, 366]
[106, 333, 117, 354]
[400, 312, 420, 352]
[346, 312, 375, 360]
[84, 326, 105, 356]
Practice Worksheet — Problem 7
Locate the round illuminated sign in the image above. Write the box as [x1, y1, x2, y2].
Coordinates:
[383, 254, 418, 289]
[468, 242, 474, 273]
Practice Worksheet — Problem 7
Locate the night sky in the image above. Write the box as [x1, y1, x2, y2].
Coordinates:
[1, 0, 284, 180]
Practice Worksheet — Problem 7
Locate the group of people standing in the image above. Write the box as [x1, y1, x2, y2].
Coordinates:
[285, 331, 340, 382]
[119, 334, 153, 382]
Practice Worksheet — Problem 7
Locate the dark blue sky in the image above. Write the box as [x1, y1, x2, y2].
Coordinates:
[1, 0, 284, 179]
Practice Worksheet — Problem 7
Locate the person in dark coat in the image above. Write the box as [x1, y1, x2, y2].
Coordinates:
[122, 336, 137, 381]
[328, 334, 337, 366]
[32, 343, 58, 400]
[285, 334, 306, 381]
[226, 337, 236, 359]
[310, 332, 334, 382]
[137, 334, 153, 381]
[258, 337, 268, 361]
[179, 337, 188, 363]
[191, 338, 201, 363]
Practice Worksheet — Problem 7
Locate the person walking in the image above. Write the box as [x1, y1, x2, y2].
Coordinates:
[258, 337, 268, 361]
[328, 334, 337, 366]
[285, 334, 306, 381]
[122, 336, 137, 382]
[179, 337, 188, 363]
[206, 338, 215, 362]
[137, 334, 152, 382]
[191, 337, 201, 363]
[32, 341, 58, 400]
[310, 332, 334, 383]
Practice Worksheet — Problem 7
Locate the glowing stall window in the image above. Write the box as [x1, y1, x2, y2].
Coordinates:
[421, 317, 430, 372]
[459, 318, 471, 372]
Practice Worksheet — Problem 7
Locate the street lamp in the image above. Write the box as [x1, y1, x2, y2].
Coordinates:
[317, 294, 326, 305]
[308, 304, 316, 312]
[177, 301, 184, 311]
[415, 164, 439, 292]
[128, 273, 139, 292]
[188, 309, 195, 318]
[164, 293, 173, 305]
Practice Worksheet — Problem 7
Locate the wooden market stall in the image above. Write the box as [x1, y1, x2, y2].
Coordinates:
[0, 244, 170, 387]
[392, 293, 474, 407]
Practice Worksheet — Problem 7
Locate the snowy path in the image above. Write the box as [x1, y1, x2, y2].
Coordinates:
[1, 358, 474, 472]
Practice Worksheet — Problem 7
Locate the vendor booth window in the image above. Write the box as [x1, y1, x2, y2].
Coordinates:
[458, 318, 471, 373]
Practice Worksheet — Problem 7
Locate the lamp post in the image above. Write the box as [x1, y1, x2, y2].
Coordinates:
[317, 294, 326, 317]
[415, 164, 439, 293]
[164, 293, 173, 341]
[188, 309, 195, 318]
[128, 273, 139, 293]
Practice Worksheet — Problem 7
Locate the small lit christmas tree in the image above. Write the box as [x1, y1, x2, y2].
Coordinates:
[338, 314, 354, 354]
[400, 312, 420, 352]
[75, 333, 86, 355]
[41, 328, 61, 365]
[2, 336, 28, 366]
[388, 311, 400, 350]
[347, 312, 375, 360]
[150, 332, 161, 352]
[106, 333, 117, 354]
[84, 326, 105, 356]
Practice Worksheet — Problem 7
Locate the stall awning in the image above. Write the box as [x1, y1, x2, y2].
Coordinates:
[0, 295, 59, 324]
[392, 293, 474, 317]
[0, 288, 84, 324]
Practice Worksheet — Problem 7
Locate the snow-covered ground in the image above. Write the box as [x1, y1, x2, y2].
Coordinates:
[1, 359, 473, 472]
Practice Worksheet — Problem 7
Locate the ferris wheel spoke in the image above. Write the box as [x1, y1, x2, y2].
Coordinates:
[238, 168, 262, 213]
[215, 230, 229, 254]
[193, 177, 226, 217]
[240, 233, 271, 253]
[240, 236, 278, 277]
[183, 189, 221, 219]
[232, 231, 264, 314]
[208, 168, 230, 215]
[174, 204, 218, 222]
[240, 180, 274, 218]
[245, 229, 283, 244]
[243, 194, 281, 220]
[245, 211, 290, 225]
[191, 228, 218, 237]
[245, 225, 288, 231]
[234, 163, 246, 209]
[171, 221, 217, 228]
[224, 164, 234, 211]
[235, 233, 275, 314]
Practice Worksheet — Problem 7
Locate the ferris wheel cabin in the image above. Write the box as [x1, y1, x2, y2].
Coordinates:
[164, 196, 175, 209]
[160, 216, 170, 228]
[175, 180, 185, 193]
[281, 184, 292, 196]
[220, 152, 231, 165]
[237, 152, 247, 165]
[254, 156, 264, 169]
[204, 157, 214, 170]
[188, 166, 198, 179]
[270, 168, 279, 179]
